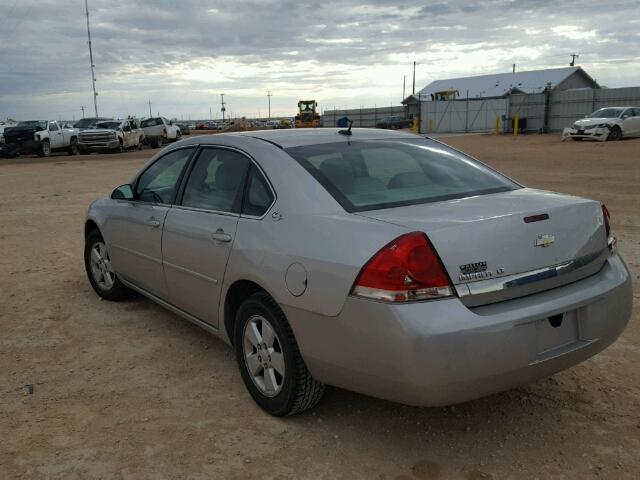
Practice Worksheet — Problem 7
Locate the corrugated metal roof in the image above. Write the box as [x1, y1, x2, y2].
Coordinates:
[418, 67, 591, 100]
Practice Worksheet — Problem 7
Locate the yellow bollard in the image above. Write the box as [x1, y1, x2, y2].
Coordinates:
[513, 113, 519, 136]
[428, 119, 434, 133]
[412, 117, 418, 133]
[495, 115, 500, 134]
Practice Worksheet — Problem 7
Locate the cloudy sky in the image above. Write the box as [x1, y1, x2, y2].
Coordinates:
[0, 0, 638, 121]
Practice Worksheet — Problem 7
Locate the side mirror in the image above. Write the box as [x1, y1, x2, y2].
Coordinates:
[111, 184, 134, 200]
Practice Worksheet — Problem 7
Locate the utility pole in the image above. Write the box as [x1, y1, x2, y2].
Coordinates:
[220, 94, 226, 123]
[569, 53, 579, 66]
[80, 106, 85, 118]
[402, 75, 406, 102]
[412, 61, 416, 95]
[84, 0, 98, 117]
[209, 106, 212, 120]
[147, 99, 152, 117]
[267, 91, 272, 119]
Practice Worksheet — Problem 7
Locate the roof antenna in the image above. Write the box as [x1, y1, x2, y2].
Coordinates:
[338, 119, 353, 136]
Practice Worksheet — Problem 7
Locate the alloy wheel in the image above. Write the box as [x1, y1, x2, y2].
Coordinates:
[242, 315, 285, 397]
[90, 241, 115, 290]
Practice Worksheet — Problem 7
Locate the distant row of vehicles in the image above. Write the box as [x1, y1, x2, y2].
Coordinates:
[0, 116, 182, 158]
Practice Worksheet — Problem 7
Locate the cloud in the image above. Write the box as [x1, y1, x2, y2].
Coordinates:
[0, 0, 638, 120]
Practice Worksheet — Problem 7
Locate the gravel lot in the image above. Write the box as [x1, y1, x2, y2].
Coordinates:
[1, 133, 639, 479]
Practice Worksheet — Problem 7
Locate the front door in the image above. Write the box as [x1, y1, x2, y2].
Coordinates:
[162, 147, 250, 325]
[48, 122, 64, 149]
[106, 146, 194, 298]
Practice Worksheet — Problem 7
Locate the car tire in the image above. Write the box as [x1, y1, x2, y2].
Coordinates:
[114, 140, 123, 154]
[175, 130, 182, 141]
[152, 136, 162, 149]
[234, 292, 325, 416]
[607, 126, 622, 141]
[68, 137, 79, 155]
[572, 137, 583, 141]
[84, 230, 133, 301]
[38, 139, 51, 157]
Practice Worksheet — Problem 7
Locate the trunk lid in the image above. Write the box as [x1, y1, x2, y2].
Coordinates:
[357, 189, 607, 301]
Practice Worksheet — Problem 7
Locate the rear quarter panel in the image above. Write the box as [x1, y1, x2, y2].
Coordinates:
[218, 136, 409, 319]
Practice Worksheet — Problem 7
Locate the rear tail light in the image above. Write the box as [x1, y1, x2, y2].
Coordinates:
[350, 232, 455, 302]
[602, 203, 616, 251]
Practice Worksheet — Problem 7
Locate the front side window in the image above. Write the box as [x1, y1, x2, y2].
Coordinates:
[49, 122, 58, 131]
[242, 165, 274, 217]
[286, 140, 519, 212]
[181, 148, 250, 213]
[135, 147, 194, 204]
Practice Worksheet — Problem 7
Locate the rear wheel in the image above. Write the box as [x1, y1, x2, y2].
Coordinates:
[607, 126, 622, 141]
[234, 292, 325, 416]
[84, 230, 133, 301]
[68, 137, 79, 155]
[38, 139, 51, 157]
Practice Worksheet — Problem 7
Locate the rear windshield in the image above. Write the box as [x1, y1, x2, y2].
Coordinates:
[285, 139, 519, 212]
[141, 117, 163, 127]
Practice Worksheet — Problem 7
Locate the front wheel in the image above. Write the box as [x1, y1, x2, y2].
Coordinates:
[38, 139, 51, 157]
[84, 230, 133, 301]
[234, 292, 325, 416]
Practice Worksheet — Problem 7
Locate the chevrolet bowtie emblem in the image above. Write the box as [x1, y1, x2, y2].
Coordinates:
[535, 234, 555, 247]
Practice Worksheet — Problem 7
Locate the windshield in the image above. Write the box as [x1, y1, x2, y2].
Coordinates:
[299, 102, 315, 112]
[17, 121, 47, 130]
[589, 108, 623, 119]
[96, 121, 121, 130]
[141, 117, 163, 127]
[75, 117, 110, 128]
[285, 139, 520, 212]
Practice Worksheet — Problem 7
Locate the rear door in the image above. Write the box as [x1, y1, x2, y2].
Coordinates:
[106, 147, 194, 298]
[629, 108, 640, 136]
[162, 147, 251, 325]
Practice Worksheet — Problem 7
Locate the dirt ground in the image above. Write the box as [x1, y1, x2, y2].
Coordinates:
[1, 133, 639, 480]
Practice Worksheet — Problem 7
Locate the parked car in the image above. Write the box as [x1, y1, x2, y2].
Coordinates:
[0, 122, 17, 146]
[79, 119, 144, 154]
[140, 117, 181, 148]
[376, 115, 412, 129]
[84, 128, 631, 416]
[562, 107, 640, 141]
[74, 117, 113, 131]
[1, 120, 79, 157]
[175, 123, 191, 135]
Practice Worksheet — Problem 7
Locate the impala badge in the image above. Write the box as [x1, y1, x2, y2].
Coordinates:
[535, 234, 555, 248]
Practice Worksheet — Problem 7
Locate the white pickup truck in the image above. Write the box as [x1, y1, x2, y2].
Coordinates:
[140, 116, 181, 148]
[78, 119, 145, 154]
[0, 120, 79, 157]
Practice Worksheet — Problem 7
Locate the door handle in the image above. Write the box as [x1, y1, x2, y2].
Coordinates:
[211, 229, 232, 243]
[148, 219, 161, 228]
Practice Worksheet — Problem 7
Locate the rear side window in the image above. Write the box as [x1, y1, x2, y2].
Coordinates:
[285, 140, 519, 212]
[181, 148, 250, 213]
[242, 166, 274, 217]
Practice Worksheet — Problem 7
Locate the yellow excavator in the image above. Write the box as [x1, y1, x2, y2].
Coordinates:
[295, 100, 320, 128]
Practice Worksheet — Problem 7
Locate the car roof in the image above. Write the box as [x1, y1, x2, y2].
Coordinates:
[211, 128, 419, 148]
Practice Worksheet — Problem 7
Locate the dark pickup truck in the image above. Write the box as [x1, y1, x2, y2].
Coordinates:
[375, 116, 412, 129]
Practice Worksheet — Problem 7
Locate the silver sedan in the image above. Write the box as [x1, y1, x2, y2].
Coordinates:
[84, 128, 632, 416]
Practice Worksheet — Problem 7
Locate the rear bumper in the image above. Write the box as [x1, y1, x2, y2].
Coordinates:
[283, 253, 632, 406]
[562, 127, 609, 141]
